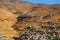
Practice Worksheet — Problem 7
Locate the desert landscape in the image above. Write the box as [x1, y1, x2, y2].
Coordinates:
[0, 0, 60, 40]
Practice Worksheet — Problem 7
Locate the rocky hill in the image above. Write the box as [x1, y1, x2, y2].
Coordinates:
[0, 0, 60, 40]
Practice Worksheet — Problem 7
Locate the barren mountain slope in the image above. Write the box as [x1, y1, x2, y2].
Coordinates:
[12, 4, 60, 30]
[0, 6, 18, 40]
[0, 0, 60, 40]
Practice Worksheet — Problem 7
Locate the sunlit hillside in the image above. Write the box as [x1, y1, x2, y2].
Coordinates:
[0, 0, 60, 40]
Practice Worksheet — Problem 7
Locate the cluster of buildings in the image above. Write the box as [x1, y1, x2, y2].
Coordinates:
[0, 34, 7, 40]
[13, 25, 60, 40]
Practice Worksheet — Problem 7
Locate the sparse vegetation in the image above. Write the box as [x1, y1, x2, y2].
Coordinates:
[0, 0, 60, 40]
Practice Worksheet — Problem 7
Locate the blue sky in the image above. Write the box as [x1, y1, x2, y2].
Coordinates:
[22, 0, 60, 4]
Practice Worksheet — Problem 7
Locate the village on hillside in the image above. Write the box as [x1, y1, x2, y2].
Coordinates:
[0, 0, 60, 40]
